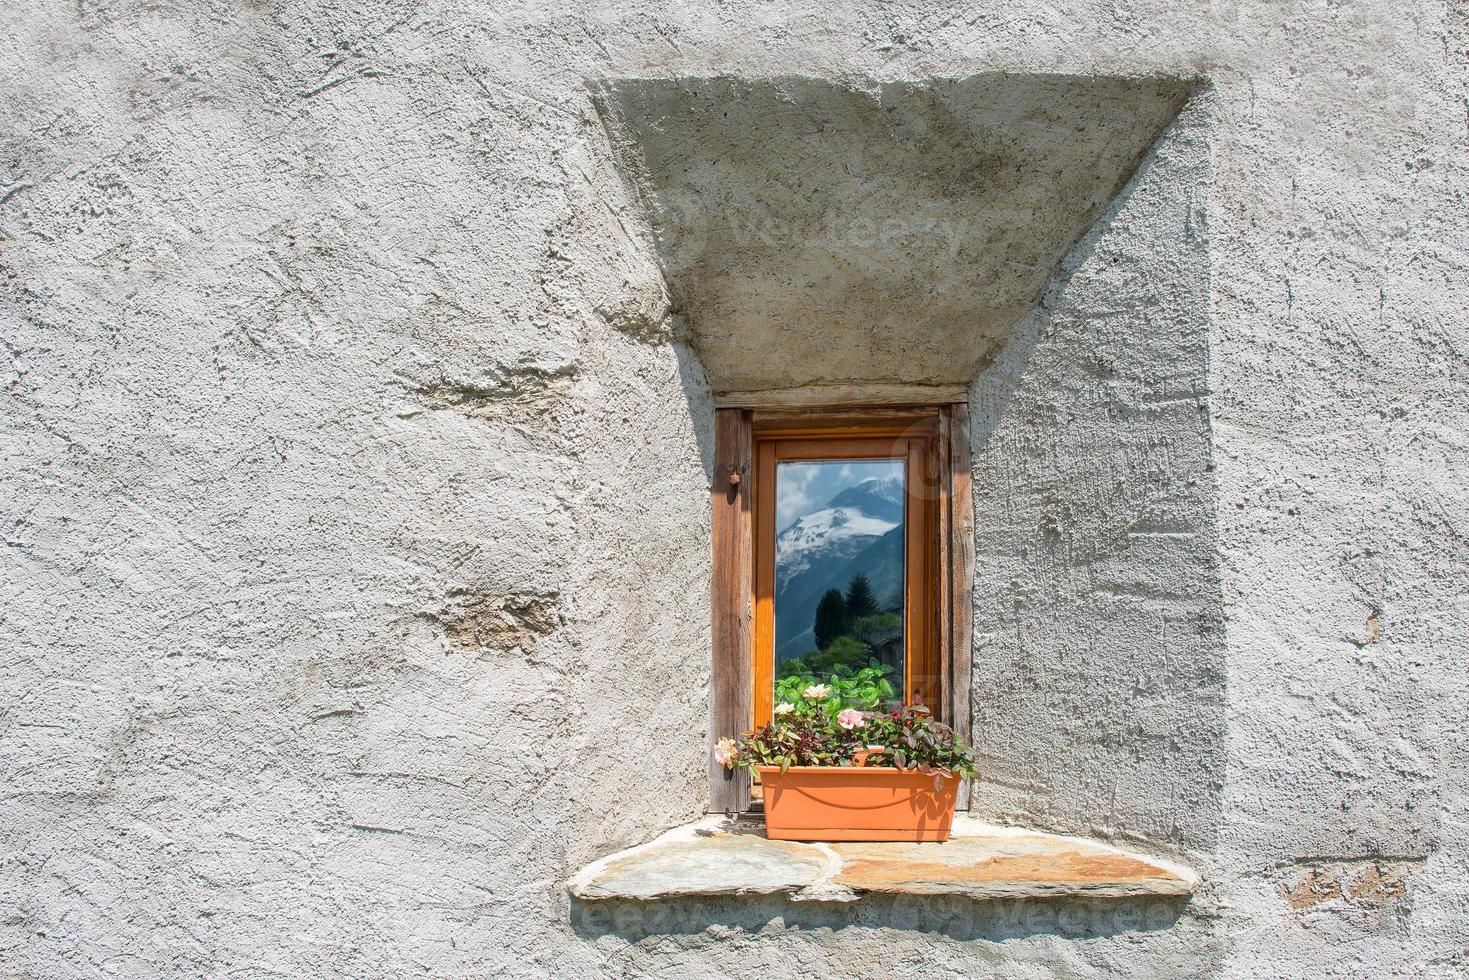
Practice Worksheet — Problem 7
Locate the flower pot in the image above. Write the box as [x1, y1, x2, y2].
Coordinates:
[757, 765, 960, 842]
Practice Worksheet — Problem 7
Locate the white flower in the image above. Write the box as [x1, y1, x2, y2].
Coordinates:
[802, 684, 833, 701]
[837, 708, 865, 730]
[773, 702, 795, 716]
[713, 737, 738, 768]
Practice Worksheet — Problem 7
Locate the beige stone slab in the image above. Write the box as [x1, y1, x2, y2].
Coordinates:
[568, 826, 829, 900]
[831, 834, 1195, 900]
[568, 817, 1197, 903]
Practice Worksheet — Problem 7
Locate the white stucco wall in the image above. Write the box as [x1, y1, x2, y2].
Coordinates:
[3, 2, 1466, 977]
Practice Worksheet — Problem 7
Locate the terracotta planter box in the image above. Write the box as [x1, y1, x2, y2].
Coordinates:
[757, 765, 961, 842]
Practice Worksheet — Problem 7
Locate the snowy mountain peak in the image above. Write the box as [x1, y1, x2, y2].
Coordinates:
[776, 478, 903, 581]
[780, 506, 896, 551]
[826, 477, 904, 523]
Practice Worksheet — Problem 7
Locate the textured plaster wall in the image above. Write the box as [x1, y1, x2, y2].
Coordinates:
[967, 93, 1223, 853]
[3, 2, 1467, 979]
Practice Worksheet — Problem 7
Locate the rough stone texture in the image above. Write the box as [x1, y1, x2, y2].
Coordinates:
[2, 1, 1467, 978]
[569, 823, 830, 900]
[570, 816, 1195, 902]
[832, 834, 1194, 900]
[1281, 858, 1416, 915]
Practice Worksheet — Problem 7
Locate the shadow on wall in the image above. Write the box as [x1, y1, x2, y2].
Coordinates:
[673, 341, 717, 486]
[966, 91, 1223, 852]
[570, 893, 1193, 944]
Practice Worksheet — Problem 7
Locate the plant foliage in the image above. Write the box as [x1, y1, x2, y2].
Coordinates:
[716, 686, 980, 787]
[774, 660, 895, 713]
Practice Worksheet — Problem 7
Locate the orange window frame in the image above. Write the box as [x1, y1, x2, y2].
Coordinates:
[750, 423, 940, 729]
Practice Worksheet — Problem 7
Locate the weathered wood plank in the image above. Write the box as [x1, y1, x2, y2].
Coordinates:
[937, 408, 956, 728]
[943, 403, 976, 810]
[750, 407, 939, 430]
[715, 383, 968, 409]
[709, 407, 753, 814]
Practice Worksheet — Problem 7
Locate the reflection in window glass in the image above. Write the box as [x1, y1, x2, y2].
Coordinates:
[773, 459, 905, 710]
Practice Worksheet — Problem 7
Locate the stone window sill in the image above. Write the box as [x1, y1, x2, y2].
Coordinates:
[568, 815, 1198, 904]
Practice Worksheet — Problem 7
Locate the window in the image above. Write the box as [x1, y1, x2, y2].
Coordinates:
[752, 422, 938, 727]
[709, 394, 975, 814]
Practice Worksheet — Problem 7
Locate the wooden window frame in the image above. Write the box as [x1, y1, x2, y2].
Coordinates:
[709, 399, 974, 815]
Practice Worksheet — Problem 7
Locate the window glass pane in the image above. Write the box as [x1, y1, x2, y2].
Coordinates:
[773, 458, 905, 710]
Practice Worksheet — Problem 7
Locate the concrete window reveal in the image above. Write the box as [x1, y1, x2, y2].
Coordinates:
[585, 73, 1215, 912]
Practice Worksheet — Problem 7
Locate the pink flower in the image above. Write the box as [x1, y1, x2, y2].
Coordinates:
[837, 708, 865, 730]
[713, 737, 738, 768]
